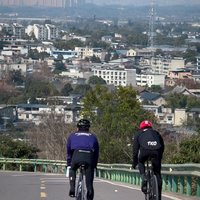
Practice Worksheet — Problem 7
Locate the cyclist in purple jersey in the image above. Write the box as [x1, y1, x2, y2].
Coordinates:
[66, 119, 99, 200]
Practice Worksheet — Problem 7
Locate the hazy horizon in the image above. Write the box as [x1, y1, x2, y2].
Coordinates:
[90, 0, 200, 6]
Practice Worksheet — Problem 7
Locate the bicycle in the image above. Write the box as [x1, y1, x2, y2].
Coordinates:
[144, 157, 159, 200]
[76, 165, 86, 200]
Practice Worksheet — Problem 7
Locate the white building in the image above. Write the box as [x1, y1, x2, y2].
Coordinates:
[8, 63, 27, 75]
[150, 57, 185, 75]
[127, 48, 154, 58]
[25, 24, 59, 41]
[50, 49, 78, 59]
[197, 56, 200, 71]
[12, 23, 25, 39]
[93, 66, 137, 87]
[45, 24, 59, 40]
[74, 47, 103, 60]
[136, 73, 165, 88]
[34, 24, 48, 41]
[60, 67, 93, 81]
[2, 45, 28, 55]
[17, 103, 81, 125]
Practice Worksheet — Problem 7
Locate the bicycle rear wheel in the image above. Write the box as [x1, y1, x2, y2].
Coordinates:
[151, 175, 159, 200]
[76, 177, 82, 200]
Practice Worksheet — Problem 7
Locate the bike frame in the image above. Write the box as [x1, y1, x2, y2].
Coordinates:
[145, 158, 159, 200]
[76, 165, 86, 200]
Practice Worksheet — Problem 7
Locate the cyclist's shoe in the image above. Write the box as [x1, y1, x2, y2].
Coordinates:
[69, 189, 75, 198]
[87, 189, 94, 200]
[141, 174, 147, 194]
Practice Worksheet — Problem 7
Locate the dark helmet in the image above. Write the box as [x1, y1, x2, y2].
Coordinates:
[139, 120, 152, 129]
[77, 119, 90, 129]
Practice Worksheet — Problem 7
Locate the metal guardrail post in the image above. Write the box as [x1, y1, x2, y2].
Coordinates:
[34, 165, 37, 172]
[162, 175, 167, 192]
[44, 165, 47, 173]
[172, 175, 178, 193]
[136, 174, 140, 186]
[186, 176, 192, 196]
[168, 176, 172, 192]
[19, 164, 22, 172]
[197, 177, 200, 197]
[180, 176, 184, 194]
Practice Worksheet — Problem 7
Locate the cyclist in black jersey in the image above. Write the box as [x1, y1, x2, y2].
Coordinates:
[132, 120, 164, 200]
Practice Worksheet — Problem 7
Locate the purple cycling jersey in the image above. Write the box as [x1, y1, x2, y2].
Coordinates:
[66, 131, 99, 167]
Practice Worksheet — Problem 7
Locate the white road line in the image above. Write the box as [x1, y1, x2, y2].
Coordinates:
[98, 179, 183, 200]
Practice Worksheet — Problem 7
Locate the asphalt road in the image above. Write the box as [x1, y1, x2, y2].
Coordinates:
[0, 171, 193, 200]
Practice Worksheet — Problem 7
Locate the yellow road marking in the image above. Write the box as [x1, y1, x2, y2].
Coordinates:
[40, 192, 47, 198]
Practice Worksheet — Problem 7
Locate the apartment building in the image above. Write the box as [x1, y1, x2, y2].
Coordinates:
[127, 48, 154, 58]
[50, 49, 78, 60]
[17, 103, 81, 125]
[136, 73, 165, 88]
[93, 66, 137, 87]
[2, 44, 28, 55]
[166, 69, 192, 86]
[74, 47, 103, 60]
[12, 23, 25, 39]
[0, 23, 25, 39]
[45, 24, 59, 40]
[60, 67, 93, 81]
[197, 56, 200, 71]
[150, 56, 185, 75]
[26, 24, 59, 41]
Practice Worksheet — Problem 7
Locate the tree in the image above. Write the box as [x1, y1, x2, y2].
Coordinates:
[104, 53, 111, 62]
[90, 55, 101, 63]
[165, 93, 188, 110]
[61, 83, 73, 96]
[8, 70, 25, 85]
[73, 84, 92, 96]
[25, 78, 59, 98]
[169, 135, 200, 164]
[81, 85, 156, 163]
[183, 49, 197, 64]
[26, 113, 74, 160]
[53, 61, 66, 74]
[53, 39, 84, 50]
[88, 76, 106, 85]
[165, 92, 200, 110]
[148, 85, 163, 93]
[0, 135, 38, 159]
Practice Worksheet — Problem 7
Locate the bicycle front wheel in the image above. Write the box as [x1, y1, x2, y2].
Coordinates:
[151, 175, 159, 200]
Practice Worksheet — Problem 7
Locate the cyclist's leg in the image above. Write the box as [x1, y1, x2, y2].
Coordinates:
[138, 150, 149, 193]
[85, 166, 94, 200]
[151, 153, 162, 200]
[69, 151, 81, 197]
[69, 166, 77, 197]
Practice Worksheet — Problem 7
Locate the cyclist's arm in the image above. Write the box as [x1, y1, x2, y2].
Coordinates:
[160, 134, 165, 156]
[132, 133, 140, 167]
[93, 136, 99, 168]
[66, 135, 72, 166]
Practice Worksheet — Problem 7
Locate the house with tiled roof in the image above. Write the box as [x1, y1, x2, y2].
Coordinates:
[138, 91, 166, 106]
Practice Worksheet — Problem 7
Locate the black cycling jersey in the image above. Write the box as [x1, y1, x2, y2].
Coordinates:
[138, 128, 162, 150]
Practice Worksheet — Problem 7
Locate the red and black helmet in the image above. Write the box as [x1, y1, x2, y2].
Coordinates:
[139, 120, 152, 129]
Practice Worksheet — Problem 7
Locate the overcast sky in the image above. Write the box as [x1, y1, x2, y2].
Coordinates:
[90, 0, 200, 6]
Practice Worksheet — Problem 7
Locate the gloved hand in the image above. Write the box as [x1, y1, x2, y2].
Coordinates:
[132, 163, 137, 169]
[66, 165, 71, 178]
